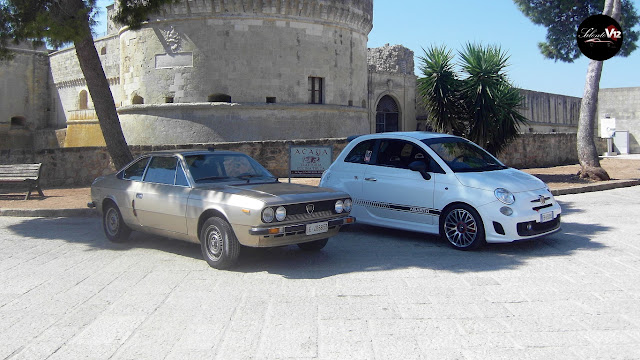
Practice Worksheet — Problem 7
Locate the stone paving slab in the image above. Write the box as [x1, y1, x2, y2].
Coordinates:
[1, 186, 640, 358]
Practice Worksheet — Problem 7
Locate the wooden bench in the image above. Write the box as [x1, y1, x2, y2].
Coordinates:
[0, 163, 45, 200]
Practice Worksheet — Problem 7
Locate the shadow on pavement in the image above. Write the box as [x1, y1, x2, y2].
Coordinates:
[6, 216, 608, 279]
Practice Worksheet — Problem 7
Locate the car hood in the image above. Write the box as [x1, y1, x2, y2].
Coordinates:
[454, 168, 547, 193]
[197, 181, 347, 202]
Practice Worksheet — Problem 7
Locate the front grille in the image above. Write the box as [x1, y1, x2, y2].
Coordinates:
[517, 215, 561, 236]
[530, 196, 553, 211]
[284, 200, 336, 221]
[286, 210, 333, 222]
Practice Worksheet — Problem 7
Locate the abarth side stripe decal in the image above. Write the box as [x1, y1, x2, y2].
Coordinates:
[354, 199, 441, 216]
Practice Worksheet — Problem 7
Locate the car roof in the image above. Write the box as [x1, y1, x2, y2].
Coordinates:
[350, 131, 459, 141]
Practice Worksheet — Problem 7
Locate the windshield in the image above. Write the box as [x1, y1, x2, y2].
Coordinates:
[184, 153, 276, 184]
[422, 138, 507, 173]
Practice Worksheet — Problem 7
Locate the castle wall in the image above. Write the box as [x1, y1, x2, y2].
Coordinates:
[597, 87, 640, 154]
[367, 44, 417, 132]
[0, 45, 51, 150]
[0, 133, 605, 187]
[518, 89, 581, 133]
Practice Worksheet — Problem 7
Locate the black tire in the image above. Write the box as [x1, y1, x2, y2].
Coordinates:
[200, 217, 240, 269]
[297, 238, 328, 251]
[440, 204, 485, 250]
[102, 202, 131, 243]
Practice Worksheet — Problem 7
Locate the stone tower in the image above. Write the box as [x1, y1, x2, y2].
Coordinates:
[97, 0, 374, 145]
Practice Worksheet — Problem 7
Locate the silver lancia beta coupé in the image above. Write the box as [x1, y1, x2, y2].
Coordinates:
[89, 149, 354, 269]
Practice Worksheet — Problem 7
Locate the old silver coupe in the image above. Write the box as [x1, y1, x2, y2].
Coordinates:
[89, 149, 354, 269]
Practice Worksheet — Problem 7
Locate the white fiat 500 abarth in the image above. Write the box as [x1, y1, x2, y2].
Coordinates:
[320, 132, 561, 250]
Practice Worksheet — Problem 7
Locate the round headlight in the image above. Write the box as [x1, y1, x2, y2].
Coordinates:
[262, 207, 274, 223]
[343, 199, 352, 212]
[335, 200, 344, 213]
[494, 188, 515, 205]
[275, 206, 287, 221]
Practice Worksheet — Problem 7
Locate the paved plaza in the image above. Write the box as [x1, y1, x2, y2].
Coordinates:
[1, 186, 640, 359]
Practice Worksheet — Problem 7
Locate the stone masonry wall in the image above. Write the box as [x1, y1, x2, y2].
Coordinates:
[0, 134, 608, 188]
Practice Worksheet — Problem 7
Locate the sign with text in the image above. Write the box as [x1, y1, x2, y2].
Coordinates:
[289, 146, 333, 178]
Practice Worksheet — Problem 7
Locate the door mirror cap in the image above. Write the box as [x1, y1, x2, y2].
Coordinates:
[408, 161, 431, 180]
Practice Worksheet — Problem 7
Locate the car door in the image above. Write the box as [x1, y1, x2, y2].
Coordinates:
[134, 156, 191, 235]
[329, 139, 377, 220]
[361, 139, 438, 226]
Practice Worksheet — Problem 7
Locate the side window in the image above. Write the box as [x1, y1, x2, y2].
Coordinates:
[344, 139, 376, 164]
[121, 157, 150, 181]
[375, 139, 432, 170]
[175, 162, 189, 186]
[144, 157, 178, 185]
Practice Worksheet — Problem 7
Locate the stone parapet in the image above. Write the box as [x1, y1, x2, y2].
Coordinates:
[145, 0, 373, 35]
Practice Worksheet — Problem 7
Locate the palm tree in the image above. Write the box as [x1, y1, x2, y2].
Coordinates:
[417, 43, 527, 156]
[417, 45, 464, 134]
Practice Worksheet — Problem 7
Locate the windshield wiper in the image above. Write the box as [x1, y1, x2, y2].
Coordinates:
[236, 174, 277, 184]
[195, 176, 229, 182]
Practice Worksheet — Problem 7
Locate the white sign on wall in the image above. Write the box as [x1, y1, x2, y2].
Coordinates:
[289, 146, 333, 178]
[600, 118, 616, 138]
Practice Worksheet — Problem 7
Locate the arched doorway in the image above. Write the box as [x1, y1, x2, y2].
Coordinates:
[375, 95, 399, 133]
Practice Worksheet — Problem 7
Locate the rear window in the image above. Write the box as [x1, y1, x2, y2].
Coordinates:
[121, 157, 150, 181]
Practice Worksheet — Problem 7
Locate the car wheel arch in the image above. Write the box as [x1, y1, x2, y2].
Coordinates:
[439, 201, 485, 228]
[197, 209, 230, 237]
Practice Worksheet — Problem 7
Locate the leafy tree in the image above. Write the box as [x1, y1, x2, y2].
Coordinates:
[418, 43, 527, 156]
[0, 0, 175, 169]
[514, 0, 640, 181]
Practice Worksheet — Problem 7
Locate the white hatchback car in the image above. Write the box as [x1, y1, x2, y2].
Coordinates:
[320, 132, 561, 250]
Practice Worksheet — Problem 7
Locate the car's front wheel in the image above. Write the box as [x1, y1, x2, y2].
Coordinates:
[200, 217, 240, 269]
[297, 238, 328, 251]
[440, 204, 485, 250]
[103, 202, 131, 243]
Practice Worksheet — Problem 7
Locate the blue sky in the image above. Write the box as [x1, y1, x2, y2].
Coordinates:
[93, 0, 638, 97]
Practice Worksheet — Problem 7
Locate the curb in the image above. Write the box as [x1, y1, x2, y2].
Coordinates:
[1, 181, 638, 218]
[551, 179, 640, 196]
[0, 208, 99, 218]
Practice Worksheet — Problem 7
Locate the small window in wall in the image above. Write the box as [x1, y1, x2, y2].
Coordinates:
[100, 47, 107, 55]
[79, 90, 88, 110]
[165, 96, 174, 103]
[208, 93, 231, 102]
[266, 97, 276, 104]
[10, 116, 26, 129]
[308, 77, 323, 104]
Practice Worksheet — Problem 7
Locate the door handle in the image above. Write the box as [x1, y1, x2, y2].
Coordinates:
[364, 177, 377, 182]
[136, 193, 143, 199]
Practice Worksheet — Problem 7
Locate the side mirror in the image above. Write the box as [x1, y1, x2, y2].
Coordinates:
[408, 161, 431, 180]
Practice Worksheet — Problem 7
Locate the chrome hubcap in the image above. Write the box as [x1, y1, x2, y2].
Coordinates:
[105, 208, 119, 236]
[444, 208, 478, 248]
[206, 225, 223, 260]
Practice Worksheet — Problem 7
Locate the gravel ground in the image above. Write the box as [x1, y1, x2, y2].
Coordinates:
[1, 157, 638, 210]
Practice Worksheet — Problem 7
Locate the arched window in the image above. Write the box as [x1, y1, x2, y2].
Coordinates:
[375, 95, 400, 133]
[79, 90, 88, 110]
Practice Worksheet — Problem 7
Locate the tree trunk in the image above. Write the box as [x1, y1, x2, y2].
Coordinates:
[576, 0, 620, 181]
[577, 60, 610, 180]
[74, 23, 133, 170]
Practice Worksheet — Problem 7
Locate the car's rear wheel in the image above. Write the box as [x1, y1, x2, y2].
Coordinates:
[440, 204, 485, 250]
[103, 202, 131, 243]
[297, 238, 328, 251]
[200, 217, 240, 269]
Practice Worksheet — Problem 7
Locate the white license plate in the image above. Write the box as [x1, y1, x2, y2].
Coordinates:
[540, 211, 553, 223]
[306, 221, 328, 235]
